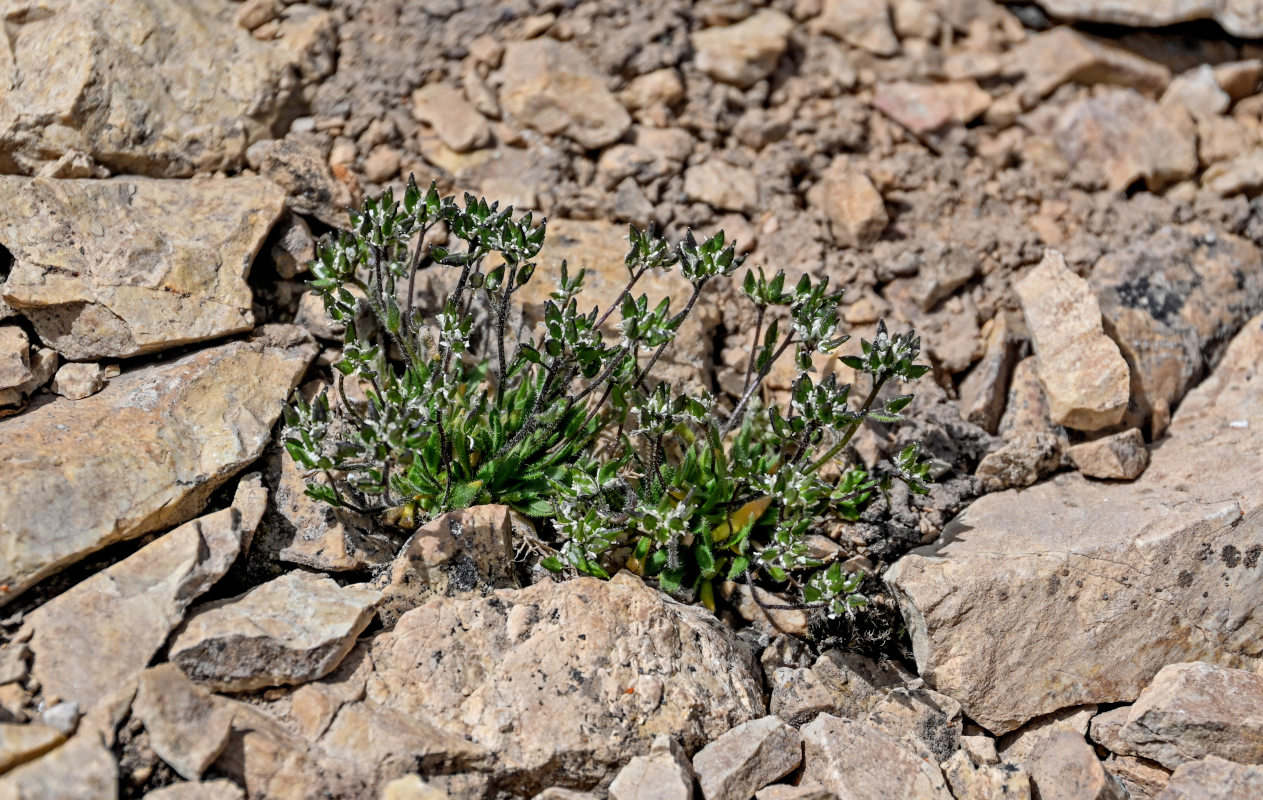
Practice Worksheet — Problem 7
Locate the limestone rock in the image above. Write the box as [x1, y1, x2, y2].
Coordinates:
[0, 723, 64, 774]
[1090, 707, 1135, 757]
[246, 138, 353, 228]
[1069, 429, 1148, 480]
[817, 161, 887, 249]
[1091, 225, 1263, 436]
[1000, 705, 1098, 766]
[959, 313, 1022, 434]
[133, 665, 237, 781]
[381, 775, 450, 800]
[499, 39, 631, 149]
[873, 81, 992, 135]
[721, 583, 809, 637]
[1118, 662, 1263, 769]
[0, 177, 284, 360]
[1007, 27, 1170, 102]
[169, 571, 381, 692]
[412, 84, 492, 153]
[998, 357, 1062, 439]
[886, 312, 1263, 734]
[0, 734, 118, 800]
[372, 505, 522, 628]
[815, 0, 899, 57]
[1162, 66, 1230, 119]
[49, 362, 106, 401]
[143, 781, 246, 800]
[755, 785, 836, 800]
[0, 328, 316, 606]
[1203, 149, 1263, 197]
[693, 717, 802, 800]
[940, 750, 1031, 800]
[1213, 60, 1263, 101]
[0, 327, 31, 392]
[1104, 755, 1170, 800]
[692, 10, 795, 89]
[268, 212, 316, 279]
[0, 0, 334, 176]
[608, 735, 693, 800]
[684, 160, 760, 215]
[1106, 103, 1199, 192]
[1017, 1, 1263, 40]
[1155, 756, 1263, 799]
[800, 714, 953, 799]
[1027, 731, 1126, 800]
[19, 477, 267, 712]
[975, 431, 1065, 492]
[1014, 250, 1130, 431]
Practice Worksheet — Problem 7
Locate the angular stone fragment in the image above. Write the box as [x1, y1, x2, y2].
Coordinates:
[1018, 0, 1263, 39]
[49, 362, 106, 401]
[1070, 429, 1148, 480]
[1007, 28, 1170, 102]
[0, 328, 316, 606]
[1162, 66, 1230, 119]
[246, 138, 353, 228]
[133, 665, 237, 781]
[1106, 104, 1199, 192]
[1090, 707, 1135, 756]
[1118, 662, 1263, 770]
[381, 775, 449, 800]
[1027, 731, 1125, 800]
[940, 750, 1031, 800]
[817, 161, 887, 249]
[1213, 60, 1263, 101]
[19, 477, 267, 712]
[1015, 250, 1130, 431]
[975, 431, 1065, 492]
[800, 715, 952, 799]
[0, 0, 334, 176]
[609, 735, 693, 800]
[1155, 756, 1263, 799]
[815, 0, 899, 57]
[142, 781, 246, 800]
[873, 81, 991, 135]
[412, 84, 492, 153]
[0, 177, 285, 360]
[0, 327, 31, 391]
[693, 716, 802, 800]
[959, 313, 1021, 434]
[372, 505, 522, 628]
[1203, 149, 1263, 197]
[0, 734, 118, 799]
[692, 10, 795, 89]
[0, 723, 64, 774]
[1000, 705, 1098, 765]
[169, 571, 381, 692]
[499, 40, 631, 149]
[1104, 755, 1170, 800]
[684, 160, 760, 215]
[755, 785, 835, 800]
[886, 313, 1263, 734]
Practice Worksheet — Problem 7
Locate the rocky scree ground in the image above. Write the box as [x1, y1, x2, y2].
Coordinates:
[2, 0, 1263, 798]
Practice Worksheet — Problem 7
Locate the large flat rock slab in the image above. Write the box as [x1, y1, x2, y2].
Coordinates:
[0, 177, 285, 359]
[887, 313, 1263, 734]
[0, 327, 316, 607]
[1014, 1, 1263, 40]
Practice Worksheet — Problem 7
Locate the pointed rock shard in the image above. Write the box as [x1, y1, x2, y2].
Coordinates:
[693, 717, 802, 800]
[1015, 250, 1130, 431]
[21, 476, 267, 712]
[800, 714, 953, 799]
[608, 735, 694, 800]
[133, 665, 237, 782]
[0, 733, 118, 799]
[886, 313, 1263, 734]
[0, 177, 285, 359]
[0, 327, 316, 607]
[0, 723, 65, 774]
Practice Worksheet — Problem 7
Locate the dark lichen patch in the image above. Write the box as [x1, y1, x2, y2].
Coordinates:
[1246, 545, 1261, 569]
[1115, 272, 1189, 325]
[1222, 544, 1242, 568]
[1177, 570, 1195, 588]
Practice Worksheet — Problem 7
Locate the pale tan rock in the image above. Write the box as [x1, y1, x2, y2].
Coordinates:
[533, 789, 598, 800]
[246, 138, 353, 228]
[619, 69, 686, 111]
[133, 665, 237, 781]
[1104, 755, 1170, 800]
[722, 583, 809, 637]
[940, 750, 1031, 800]
[49, 362, 106, 401]
[1014, 250, 1129, 431]
[1028, 731, 1126, 800]
[269, 212, 316, 279]
[817, 160, 887, 249]
[0, 328, 315, 606]
[361, 146, 402, 184]
[1118, 662, 1263, 769]
[873, 81, 991, 134]
[0, 734, 118, 800]
[1162, 65, 1230, 118]
[998, 357, 1061, 439]
[372, 505, 521, 628]
[684, 160, 760, 215]
[381, 774, 449, 800]
[693, 716, 802, 800]
[1090, 707, 1136, 756]
[412, 84, 492, 153]
[608, 735, 693, 800]
[1196, 115, 1256, 170]
[892, 0, 940, 40]
[999, 705, 1098, 765]
[961, 736, 1000, 766]
[975, 431, 1065, 491]
[1203, 148, 1263, 196]
[1007, 27, 1170, 102]
[0, 177, 284, 360]
[143, 780, 246, 800]
[959, 313, 1021, 434]
[0, 0, 334, 177]
[886, 312, 1263, 734]
[0, 723, 64, 774]
[235, 0, 282, 31]
[1070, 429, 1149, 480]
[499, 39, 631, 149]
[815, 0, 899, 57]
[692, 10, 795, 89]
[1017, 0, 1263, 39]
[169, 571, 380, 692]
[755, 785, 836, 800]
[800, 714, 953, 799]
[1155, 756, 1263, 799]
[20, 476, 267, 712]
[1107, 104, 1199, 192]
[0, 327, 31, 391]
[1213, 59, 1263, 101]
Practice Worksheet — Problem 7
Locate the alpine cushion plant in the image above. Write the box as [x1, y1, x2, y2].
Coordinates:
[283, 177, 934, 622]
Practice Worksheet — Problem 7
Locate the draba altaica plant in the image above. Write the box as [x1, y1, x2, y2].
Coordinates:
[283, 178, 933, 620]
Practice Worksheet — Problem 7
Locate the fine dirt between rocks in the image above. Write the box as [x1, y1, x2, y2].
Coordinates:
[3, 1, 1263, 798]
